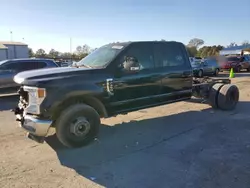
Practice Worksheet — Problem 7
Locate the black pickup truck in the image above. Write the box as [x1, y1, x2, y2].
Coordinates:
[13, 41, 239, 148]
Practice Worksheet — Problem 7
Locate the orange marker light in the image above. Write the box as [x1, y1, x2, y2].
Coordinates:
[37, 88, 46, 98]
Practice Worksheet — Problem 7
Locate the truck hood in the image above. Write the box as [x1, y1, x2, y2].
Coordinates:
[14, 66, 93, 85]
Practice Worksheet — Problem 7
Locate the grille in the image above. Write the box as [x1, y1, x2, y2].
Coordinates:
[18, 87, 29, 108]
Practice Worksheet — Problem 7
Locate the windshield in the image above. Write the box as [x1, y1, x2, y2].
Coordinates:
[76, 45, 124, 68]
[227, 57, 239, 62]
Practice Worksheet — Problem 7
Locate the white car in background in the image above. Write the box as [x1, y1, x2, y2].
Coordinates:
[189, 57, 203, 64]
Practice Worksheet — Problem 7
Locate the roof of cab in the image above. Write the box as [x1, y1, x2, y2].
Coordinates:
[105, 41, 184, 48]
[108, 40, 182, 44]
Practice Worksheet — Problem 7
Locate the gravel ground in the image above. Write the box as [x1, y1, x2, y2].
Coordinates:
[0, 73, 250, 188]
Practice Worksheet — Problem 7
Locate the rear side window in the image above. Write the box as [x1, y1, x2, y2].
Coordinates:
[154, 42, 188, 68]
[207, 59, 216, 65]
[20, 61, 47, 71]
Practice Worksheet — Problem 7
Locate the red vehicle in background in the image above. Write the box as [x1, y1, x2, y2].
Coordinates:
[219, 55, 250, 72]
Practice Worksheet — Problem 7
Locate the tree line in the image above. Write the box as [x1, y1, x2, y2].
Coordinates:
[29, 39, 250, 61]
[29, 44, 95, 61]
[186, 38, 249, 58]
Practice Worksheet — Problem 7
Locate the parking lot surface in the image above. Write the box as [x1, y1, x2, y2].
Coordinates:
[0, 73, 250, 188]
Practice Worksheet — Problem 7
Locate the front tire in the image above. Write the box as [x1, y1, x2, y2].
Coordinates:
[214, 68, 219, 76]
[235, 66, 241, 73]
[55, 104, 100, 148]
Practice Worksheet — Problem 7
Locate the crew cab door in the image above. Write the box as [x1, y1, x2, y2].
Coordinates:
[153, 42, 193, 101]
[108, 42, 162, 113]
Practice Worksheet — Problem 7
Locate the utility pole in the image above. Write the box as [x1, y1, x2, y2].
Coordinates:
[70, 37, 72, 61]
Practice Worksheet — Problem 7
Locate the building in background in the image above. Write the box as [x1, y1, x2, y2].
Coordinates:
[219, 45, 250, 56]
[0, 41, 29, 61]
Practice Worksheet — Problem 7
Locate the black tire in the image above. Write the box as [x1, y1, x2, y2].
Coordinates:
[247, 67, 250, 72]
[235, 66, 241, 73]
[208, 83, 224, 109]
[217, 84, 239, 111]
[55, 104, 100, 148]
[214, 68, 219, 76]
[198, 69, 203, 78]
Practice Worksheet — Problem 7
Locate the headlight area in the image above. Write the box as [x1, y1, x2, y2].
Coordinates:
[23, 86, 46, 115]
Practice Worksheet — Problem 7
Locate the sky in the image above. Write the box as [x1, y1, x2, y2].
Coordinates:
[0, 0, 250, 53]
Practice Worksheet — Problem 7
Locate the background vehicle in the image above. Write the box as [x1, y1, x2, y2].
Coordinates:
[191, 58, 220, 77]
[0, 58, 59, 95]
[13, 41, 239, 148]
[220, 55, 250, 72]
[238, 55, 250, 72]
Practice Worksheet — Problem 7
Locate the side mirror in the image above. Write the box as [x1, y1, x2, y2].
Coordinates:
[122, 56, 140, 72]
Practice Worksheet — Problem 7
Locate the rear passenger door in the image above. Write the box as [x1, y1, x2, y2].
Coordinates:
[153, 42, 193, 101]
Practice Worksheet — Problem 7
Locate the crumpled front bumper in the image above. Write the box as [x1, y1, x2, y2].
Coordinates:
[13, 107, 52, 137]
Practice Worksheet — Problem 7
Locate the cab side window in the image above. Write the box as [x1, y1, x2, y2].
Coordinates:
[155, 42, 187, 68]
[120, 43, 154, 71]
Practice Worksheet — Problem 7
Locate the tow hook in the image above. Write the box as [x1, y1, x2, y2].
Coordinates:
[12, 107, 23, 115]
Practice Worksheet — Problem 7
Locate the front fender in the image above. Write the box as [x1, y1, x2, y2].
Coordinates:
[40, 83, 106, 117]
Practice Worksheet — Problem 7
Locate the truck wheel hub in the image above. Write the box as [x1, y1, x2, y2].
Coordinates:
[70, 117, 90, 136]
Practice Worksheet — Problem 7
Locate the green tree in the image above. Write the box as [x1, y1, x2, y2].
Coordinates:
[82, 44, 91, 54]
[76, 44, 91, 54]
[78, 53, 88, 60]
[35, 49, 46, 58]
[197, 45, 224, 58]
[188, 38, 204, 48]
[76, 46, 82, 54]
[186, 46, 198, 57]
[28, 48, 34, 57]
[48, 49, 59, 58]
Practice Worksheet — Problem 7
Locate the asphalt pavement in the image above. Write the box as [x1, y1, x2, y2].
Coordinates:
[0, 73, 250, 188]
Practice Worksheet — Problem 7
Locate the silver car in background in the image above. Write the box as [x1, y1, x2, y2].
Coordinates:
[0, 58, 59, 95]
